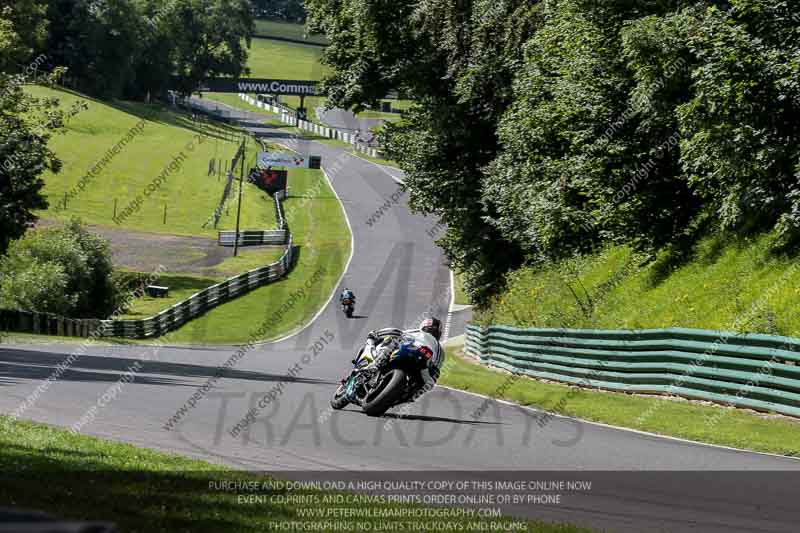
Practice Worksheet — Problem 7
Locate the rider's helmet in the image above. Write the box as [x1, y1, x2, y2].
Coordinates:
[420, 317, 442, 341]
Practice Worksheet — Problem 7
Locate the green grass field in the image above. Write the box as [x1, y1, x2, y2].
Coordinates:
[244, 37, 406, 114]
[357, 110, 401, 120]
[4, 167, 350, 344]
[254, 19, 328, 45]
[118, 247, 285, 320]
[476, 232, 800, 337]
[0, 416, 592, 533]
[357, 99, 413, 120]
[246, 36, 327, 111]
[11, 87, 351, 342]
[211, 34, 410, 130]
[119, 273, 219, 319]
[203, 92, 285, 118]
[440, 338, 800, 456]
[233, 31, 413, 117]
[453, 272, 469, 306]
[348, 149, 401, 169]
[247, 37, 327, 81]
[28, 86, 276, 238]
[155, 167, 350, 344]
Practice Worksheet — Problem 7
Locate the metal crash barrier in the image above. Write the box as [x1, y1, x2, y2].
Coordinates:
[465, 324, 800, 417]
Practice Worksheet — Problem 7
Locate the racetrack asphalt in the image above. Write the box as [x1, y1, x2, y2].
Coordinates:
[2, 99, 799, 533]
[315, 106, 385, 137]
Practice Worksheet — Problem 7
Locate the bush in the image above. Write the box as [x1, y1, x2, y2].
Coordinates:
[0, 219, 123, 318]
[0, 261, 74, 316]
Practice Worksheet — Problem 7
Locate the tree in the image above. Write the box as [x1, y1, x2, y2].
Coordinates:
[306, 0, 540, 302]
[45, 0, 146, 98]
[44, 0, 254, 99]
[674, 2, 800, 246]
[1, 3, 66, 255]
[0, 260, 75, 316]
[485, 0, 702, 259]
[310, 0, 800, 306]
[0, 0, 49, 72]
[0, 219, 123, 317]
[168, 0, 254, 97]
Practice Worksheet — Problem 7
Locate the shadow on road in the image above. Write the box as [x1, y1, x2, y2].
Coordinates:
[382, 412, 506, 425]
[336, 408, 505, 426]
[0, 348, 333, 388]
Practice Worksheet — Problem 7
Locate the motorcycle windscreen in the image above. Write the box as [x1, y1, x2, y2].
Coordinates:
[355, 349, 374, 368]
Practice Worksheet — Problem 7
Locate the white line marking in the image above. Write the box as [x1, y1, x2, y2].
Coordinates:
[436, 383, 800, 462]
[344, 151, 404, 185]
[253, 166, 355, 346]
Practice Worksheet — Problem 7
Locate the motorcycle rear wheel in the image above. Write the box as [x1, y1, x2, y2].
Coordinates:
[362, 369, 406, 417]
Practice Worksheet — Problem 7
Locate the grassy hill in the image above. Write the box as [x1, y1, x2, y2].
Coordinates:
[209, 32, 409, 118]
[475, 232, 800, 337]
[15, 87, 351, 344]
[28, 86, 276, 238]
[245, 37, 328, 111]
[247, 37, 327, 80]
[254, 19, 328, 45]
[156, 167, 351, 345]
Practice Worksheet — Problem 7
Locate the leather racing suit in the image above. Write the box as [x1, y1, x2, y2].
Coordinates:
[361, 327, 445, 400]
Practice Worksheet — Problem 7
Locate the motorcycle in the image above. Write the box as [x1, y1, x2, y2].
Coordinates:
[330, 333, 434, 416]
[341, 297, 355, 318]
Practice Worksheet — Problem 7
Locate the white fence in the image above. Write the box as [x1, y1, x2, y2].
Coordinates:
[218, 229, 288, 246]
[217, 192, 288, 247]
[239, 94, 382, 159]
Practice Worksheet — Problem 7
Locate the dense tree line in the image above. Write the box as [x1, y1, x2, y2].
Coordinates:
[3, 0, 253, 100]
[1, 0, 254, 316]
[45, 0, 254, 98]
[307, 0, 800, 304]
[1, 0, 253, 257]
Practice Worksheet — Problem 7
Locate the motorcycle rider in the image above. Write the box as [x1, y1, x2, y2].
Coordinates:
[360, 317, 445, 401]
[340, 287, 356, 305]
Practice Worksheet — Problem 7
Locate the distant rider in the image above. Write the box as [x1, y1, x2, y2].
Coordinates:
[340, 287, 356, 304]
[361, 317, 445, 401]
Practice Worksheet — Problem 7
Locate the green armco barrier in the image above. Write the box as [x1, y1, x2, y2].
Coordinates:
[464, 324, 800, 418]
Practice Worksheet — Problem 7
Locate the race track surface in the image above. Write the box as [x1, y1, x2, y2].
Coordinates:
[315, 106, 385, 136]
[2, 101, 799, 533]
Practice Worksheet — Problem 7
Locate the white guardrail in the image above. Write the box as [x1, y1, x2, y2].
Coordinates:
[239, 93, 382, 159]
[218, 193, 289, 246]
[0, 238, 294, 340]
[218, 230, 288, 246]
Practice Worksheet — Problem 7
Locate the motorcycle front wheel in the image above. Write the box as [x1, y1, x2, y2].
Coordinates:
[362, 369, 406, 417]
[331, 381, 350, 410]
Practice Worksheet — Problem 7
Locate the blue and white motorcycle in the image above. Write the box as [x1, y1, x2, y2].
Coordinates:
[331, 332, 434, 416]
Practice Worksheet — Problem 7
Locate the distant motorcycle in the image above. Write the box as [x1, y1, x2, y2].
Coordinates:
[341, 297, 355, 318]
[330, 332, 434, 416]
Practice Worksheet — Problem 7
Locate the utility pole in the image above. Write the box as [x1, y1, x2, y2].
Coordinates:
[233, 135, 246, 257]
